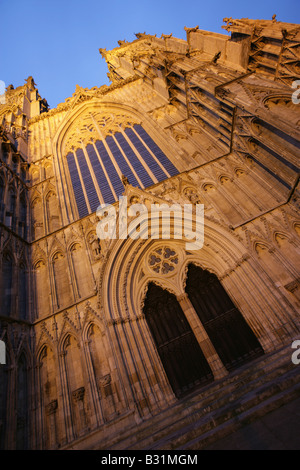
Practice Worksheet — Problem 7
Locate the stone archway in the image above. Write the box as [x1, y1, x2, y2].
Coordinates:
[143, 282, 213, 398]
[185, 264, 264, 371]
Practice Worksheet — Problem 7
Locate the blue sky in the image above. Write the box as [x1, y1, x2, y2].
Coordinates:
[0, 0, 299, 109]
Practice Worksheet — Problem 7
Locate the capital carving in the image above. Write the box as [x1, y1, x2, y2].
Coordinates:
[72, 387, 85, 403]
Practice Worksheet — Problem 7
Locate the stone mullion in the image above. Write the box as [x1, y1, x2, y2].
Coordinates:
[112, 133, 144, 188]
[92, 142, 118, 201]
[61, 151, 78, 222]
[81, 145, 104, 205]
[120, 127, 159, 184]
[97, 128, 125, 183]
[131, 125, 172, 178]
[90, 114, 125, 190]
[177, 292, 228, 380]
[72, 149, 91, 214]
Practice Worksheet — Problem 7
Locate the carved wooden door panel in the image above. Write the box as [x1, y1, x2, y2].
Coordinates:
[143, 283, 213, 398]
[185, 264, 264, 371]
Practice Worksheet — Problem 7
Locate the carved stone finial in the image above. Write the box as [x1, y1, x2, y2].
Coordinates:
[99, 48, 107, 59]
[25, 76, 36, 90]
[122, 174, 130, 186]
[184, 25, 199, 34]
[135, 32, 147, 39]
[161, 33, 173, 39]
[118, 39, 128, 46]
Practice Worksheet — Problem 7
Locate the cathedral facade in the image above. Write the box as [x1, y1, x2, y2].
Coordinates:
[0, 17, 300, 450]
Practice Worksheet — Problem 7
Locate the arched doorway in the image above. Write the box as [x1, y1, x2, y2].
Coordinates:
[185, 264, 264, 371]
[143, 282, 213, 398]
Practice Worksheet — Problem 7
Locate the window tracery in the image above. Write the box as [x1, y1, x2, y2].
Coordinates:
[64, 111, 178, 218]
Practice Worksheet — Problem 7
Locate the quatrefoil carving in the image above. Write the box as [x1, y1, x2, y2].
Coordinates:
[148, 247, 179, 275]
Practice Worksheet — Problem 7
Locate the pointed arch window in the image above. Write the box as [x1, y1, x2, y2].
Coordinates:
[143, 283, 213, 398]
[185, 264, 264, 371]
[66, 124, 179, 219]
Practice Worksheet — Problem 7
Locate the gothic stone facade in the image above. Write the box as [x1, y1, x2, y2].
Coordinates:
[0, 17, 300, 450]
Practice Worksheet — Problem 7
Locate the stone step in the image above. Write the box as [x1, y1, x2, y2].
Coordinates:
[110, 345, 299, 450]
[182, 379, 300, 450]
[152, 365, 300, 450]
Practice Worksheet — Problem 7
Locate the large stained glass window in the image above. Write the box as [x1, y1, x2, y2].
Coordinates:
[66, 124, 178, 218]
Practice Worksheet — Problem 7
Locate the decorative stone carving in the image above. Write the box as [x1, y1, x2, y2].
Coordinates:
[63, 110, 141, 154]
[72, 387, 85, 403]
[99, 374, 112, 387]
[148, 247, 179, 275]
[183, 187, 201, 204]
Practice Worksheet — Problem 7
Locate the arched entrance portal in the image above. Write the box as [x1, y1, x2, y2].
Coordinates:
[185, 264, 264, 371]
[143, 283, 213, 398]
